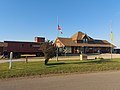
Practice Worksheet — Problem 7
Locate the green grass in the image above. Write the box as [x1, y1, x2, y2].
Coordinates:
[1, 58, 120, 78]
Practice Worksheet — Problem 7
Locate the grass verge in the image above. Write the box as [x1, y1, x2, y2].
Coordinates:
[0, 58, 120, 78]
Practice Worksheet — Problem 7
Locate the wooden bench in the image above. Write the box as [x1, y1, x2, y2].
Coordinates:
[21, 54, 36, 63]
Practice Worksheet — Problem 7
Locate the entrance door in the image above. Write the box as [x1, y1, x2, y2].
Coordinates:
[72, 47, 78, 54]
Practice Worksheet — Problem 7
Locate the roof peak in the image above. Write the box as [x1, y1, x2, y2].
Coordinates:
[77, 31, 85, 34]
[71, 31, 94, 41]
[71, 31, 85, 40]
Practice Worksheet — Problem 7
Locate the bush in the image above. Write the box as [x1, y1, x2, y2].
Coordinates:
[41, 41, 56, 65]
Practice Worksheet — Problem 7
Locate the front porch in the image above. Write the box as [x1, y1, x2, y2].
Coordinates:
[60, 46, 111, 54]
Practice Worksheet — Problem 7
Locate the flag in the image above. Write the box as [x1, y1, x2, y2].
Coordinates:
[58, 25, 63, 34]
[58, 25, 61, 30]
[110, 31, 114, 41]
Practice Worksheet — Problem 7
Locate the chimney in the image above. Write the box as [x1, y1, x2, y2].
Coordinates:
[35, 37, 45, 43]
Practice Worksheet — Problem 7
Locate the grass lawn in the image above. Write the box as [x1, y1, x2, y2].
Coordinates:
[1, 58, 120, 78]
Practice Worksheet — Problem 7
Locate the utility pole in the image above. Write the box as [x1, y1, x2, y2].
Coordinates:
[109, 21, 114, 60]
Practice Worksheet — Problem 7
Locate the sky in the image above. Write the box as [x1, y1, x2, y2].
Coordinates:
[0, 0, 120, 48]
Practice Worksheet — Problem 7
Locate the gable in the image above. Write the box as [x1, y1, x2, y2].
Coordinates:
[71, 31, 93, 41]
[54, 38, 64, 47]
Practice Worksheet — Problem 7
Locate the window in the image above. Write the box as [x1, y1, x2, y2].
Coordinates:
[30, 44, 32, 47]
[20, 44, 24, 48]
[85, 38, 88, 43]
[83, 38, 88, 43]
[83, 38, 85, 43]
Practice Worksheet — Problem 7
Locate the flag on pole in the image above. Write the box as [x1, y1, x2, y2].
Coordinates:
[58, 25, 61, 30]
[110, 31, 114, 42]
[58, 25, 63, 34]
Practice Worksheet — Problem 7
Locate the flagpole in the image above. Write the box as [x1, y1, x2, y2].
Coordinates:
[111, 44, 112, 60]
[109, 21, 113, 60]
[56, 16, 59, 61]
[57, 16, 59, 37]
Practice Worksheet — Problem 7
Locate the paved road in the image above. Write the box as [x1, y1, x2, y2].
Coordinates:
[1, 71, 120, 90]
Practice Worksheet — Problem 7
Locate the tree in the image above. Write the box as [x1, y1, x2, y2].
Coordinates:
[41, 40, 56, 65]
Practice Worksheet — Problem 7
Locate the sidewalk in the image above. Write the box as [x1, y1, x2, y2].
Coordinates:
[1, 54, 120, 63]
